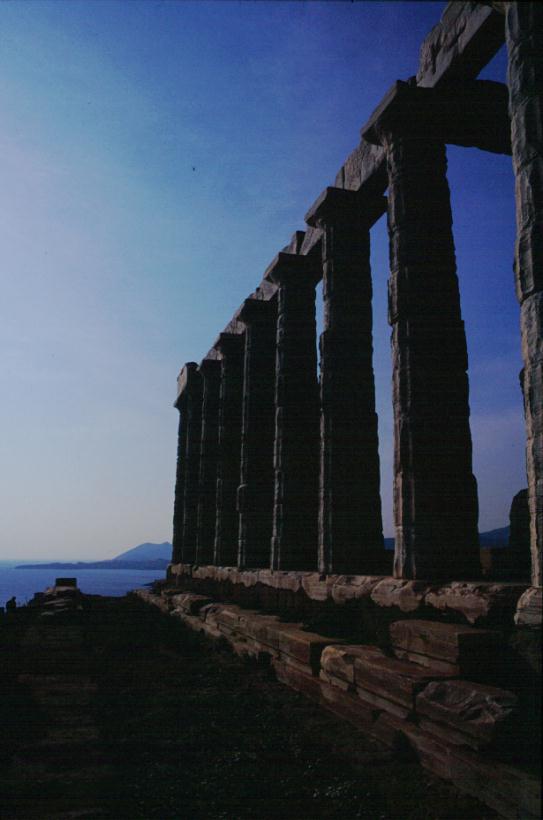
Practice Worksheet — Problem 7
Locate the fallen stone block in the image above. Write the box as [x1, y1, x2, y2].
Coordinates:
[353, 645, 452, 709]
[415, 679, 517, 749]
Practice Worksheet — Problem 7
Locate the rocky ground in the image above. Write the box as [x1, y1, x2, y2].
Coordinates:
[0, 593, 499, 820]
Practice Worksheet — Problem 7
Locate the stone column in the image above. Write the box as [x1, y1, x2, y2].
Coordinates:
[363, 87, 480, 581]
[237, 297, 277, 569]
[505, 1, 543, 586]
[267, 252, 320, 571]
[172, 362, 201, 565]
[306, 187, 386, 575]
[195, 358, 221, 565]
[214, 332, 245, 566]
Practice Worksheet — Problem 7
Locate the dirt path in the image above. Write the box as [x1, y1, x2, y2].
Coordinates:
[0, 595, 497, 819]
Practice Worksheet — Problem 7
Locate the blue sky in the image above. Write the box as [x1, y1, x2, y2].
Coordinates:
[0, 1, 525, 560]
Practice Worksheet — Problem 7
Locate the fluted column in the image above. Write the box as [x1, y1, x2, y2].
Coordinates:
[195, 358, 221, 565]
[172, 362, 201, 564]
[505, 1, 543, 586]
[267, 252, 320, 571]
[306, 187, 386, 575]
[214, 332, 245, 566]
[237, 297, 277, 569]
[364, 85, 480, 581]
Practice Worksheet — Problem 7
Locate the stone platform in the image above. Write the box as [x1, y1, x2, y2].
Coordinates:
[134, 581, 541, 820]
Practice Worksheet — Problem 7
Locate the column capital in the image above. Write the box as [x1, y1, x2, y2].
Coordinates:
[265, 251, 321, 288]
[305, 186, 386, 230]
[361, 79, 510, 155]
[215, 332, 244, 358]
[237, 296, 277, 326]
[175, 361, 200, 408]
[199, 357, 221, 377]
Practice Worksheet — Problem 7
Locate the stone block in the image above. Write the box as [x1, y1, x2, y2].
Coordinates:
[391, 648, 460, 675]
[389, 619, 501, 664]
[423, 582, 527, 624]
[415, 679, 518, 749]
[515, 585, 542, 626]
[371, 578, 431, 612]
[320, 644, 372, 685]
[355, 686, 412, 720]
[319, 669, 352, 692]
[271, 623, 340, 672]
[170, 593, 212, 615]
[353, 645, 452, 709]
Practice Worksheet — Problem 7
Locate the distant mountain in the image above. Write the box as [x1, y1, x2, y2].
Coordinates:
[384, 527, 510, 550]
[16, 541, 173, 571]
[478, 526, 510, 548]
[113, 542, 172, 562]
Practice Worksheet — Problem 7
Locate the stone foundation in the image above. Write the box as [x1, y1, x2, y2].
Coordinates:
[134, 583, 541, 820]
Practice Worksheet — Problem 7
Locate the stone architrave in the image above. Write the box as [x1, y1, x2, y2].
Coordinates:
[214, 332, 245, 566]
[306, 186, 386, 575]
[172, 362, 201, 564]
[195, 358, 222, 565]
[266, 251, 321, 571]
[237, 296, 278, 569]
[504, 1, 543, 587]
[362, 83, 480, 582]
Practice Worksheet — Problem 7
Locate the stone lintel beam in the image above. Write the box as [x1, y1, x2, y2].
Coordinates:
[416, 3, 505, 88]
[361, 79, 511, 155]
[305, 186, 386, 230]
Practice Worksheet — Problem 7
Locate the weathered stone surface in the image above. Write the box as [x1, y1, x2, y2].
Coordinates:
[237, 297, 277, 569]
[355, 687, 412, 721]
[331, 575, 385, 604]
[266, 250, 321, 572]
[353, 646, 452, 709]
[172, 362, 199, 564]
[506, 2, 543, 586]
[424, 582, 527, 624]
[371, 578, 431, 612]
[389, 138, 479, 582]
[214, 333, 245, 566]
[195, 359, 221, 565]
[416, 3, 504, 88]
[170, 593, 212, 615]
[389, 619, 501, 663]
[306, 186, 385, 575]
[416, 679, 517, 748]
[319, 669, 351, 692]
[514, 585, 543, 626]
[320, 644, 363, 685]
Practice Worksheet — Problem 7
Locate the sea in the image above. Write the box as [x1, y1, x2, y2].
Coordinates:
[0, 562, 165, 609]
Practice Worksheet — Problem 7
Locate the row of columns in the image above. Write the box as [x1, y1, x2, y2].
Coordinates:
[172, 3, 542, 585]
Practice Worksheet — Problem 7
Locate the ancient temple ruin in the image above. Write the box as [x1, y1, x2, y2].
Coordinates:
[157, 3, 542, 818]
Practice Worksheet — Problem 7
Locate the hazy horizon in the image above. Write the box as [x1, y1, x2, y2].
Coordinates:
[1, 1, 526, 560]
